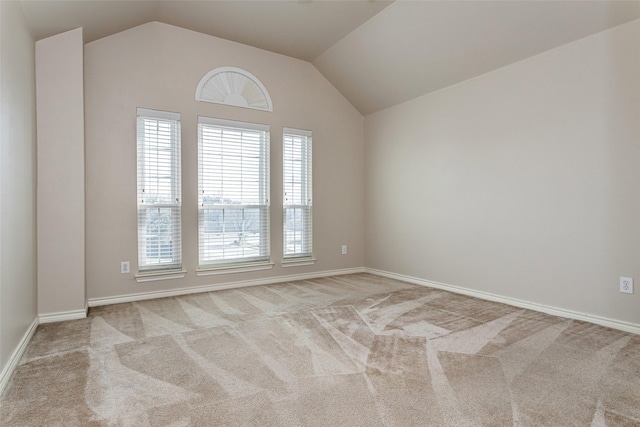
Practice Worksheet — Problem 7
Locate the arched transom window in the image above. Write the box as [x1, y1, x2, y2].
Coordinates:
[195, 66, 273, 112]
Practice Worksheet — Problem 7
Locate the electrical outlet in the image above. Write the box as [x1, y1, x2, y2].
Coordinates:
[620, 277, 633, 294]
[341, 245, 347, 255]
[121, 261, 130, 274]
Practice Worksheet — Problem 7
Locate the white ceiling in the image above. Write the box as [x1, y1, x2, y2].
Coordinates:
[20, 0, 392, 61]
[20, 0, 640, 115]
[313, 1, 640, 115]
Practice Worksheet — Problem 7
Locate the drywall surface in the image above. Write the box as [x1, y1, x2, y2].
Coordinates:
[0, 0, 37, 369]
[365, 20, 640, 325]
[84, 22, 364, 300]
[36, 28, 86, 316]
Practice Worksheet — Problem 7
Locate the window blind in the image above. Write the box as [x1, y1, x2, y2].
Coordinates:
[136, 108, 182, 272]
[283, 128, 312, 259]
[198, 117, 270, 267]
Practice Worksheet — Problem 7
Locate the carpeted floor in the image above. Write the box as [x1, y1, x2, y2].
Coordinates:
[0, 273, 638, 426]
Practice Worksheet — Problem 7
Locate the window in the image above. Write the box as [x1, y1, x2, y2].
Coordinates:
[283, 128, 312, 259]
[136, 108, 182, 273]
[198, 117, 270, 268]
[195, 67, 273, 112]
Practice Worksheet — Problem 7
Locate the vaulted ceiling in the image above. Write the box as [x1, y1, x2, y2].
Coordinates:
[20, 0, 640, 115]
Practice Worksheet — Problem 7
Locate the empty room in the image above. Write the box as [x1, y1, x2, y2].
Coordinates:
[1, 0, 639, 425]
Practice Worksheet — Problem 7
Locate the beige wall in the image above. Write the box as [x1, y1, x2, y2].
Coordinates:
[0, 0, 38, 369]
[36, 28, 86, 316]
[84, 22, 364, 301]
[365, 20, 640, 325]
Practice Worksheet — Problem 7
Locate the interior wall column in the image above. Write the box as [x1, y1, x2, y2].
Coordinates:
[36, 27, 86, 319]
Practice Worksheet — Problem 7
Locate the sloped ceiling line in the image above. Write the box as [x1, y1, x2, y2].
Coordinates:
[20, 0, 640, 115]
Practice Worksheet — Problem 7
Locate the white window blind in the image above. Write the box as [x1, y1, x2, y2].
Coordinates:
[198, 117, 270, 268]
[137, 108, 182, 272]
[283, 128, 312, 259]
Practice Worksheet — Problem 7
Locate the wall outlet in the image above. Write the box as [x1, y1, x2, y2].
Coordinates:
[620, 277, 633, 294]
[341, 245, 347, 255]
[121, 261, 130, 274]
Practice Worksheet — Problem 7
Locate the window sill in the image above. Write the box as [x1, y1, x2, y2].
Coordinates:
[196, 262, 274, 276]
[282, 258, 316, 268]
[135, 270, 187, 283]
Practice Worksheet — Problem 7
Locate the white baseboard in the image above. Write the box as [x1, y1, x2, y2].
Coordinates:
[38, 307, 88, 324]
[0, 318, 38, 396]
[365, 267, 640, 336]
[89, 267, 366, 307]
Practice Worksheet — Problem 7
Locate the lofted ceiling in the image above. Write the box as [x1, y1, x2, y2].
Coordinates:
[20, 0, 640, 115]
[20, 0, 393, 61]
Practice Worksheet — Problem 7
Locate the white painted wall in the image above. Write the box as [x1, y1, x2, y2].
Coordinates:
[84, 22, 364, 301]
[36, 28, 86, 316]
[0, 0, 38, 371]
[365, 20, 640, 325]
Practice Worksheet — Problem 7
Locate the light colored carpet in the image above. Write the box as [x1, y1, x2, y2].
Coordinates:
[1, 273, 638, 426]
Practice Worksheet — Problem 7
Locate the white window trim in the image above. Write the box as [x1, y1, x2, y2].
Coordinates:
[135, 270, 187, 283]
[136, 108, 182, 274]
[195, 66, 273, 112]
[199, 116, 270, 132]
[137, 108, 179, 121]
[283, 127, 312, 138]
[198, 116, 271, 269]
[196, 262, 274, 276]
[282, 258, 317, 268]
[283, 127, 313, 260]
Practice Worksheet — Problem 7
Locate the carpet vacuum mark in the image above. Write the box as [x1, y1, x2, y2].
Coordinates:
[1, 273, 638, 426]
